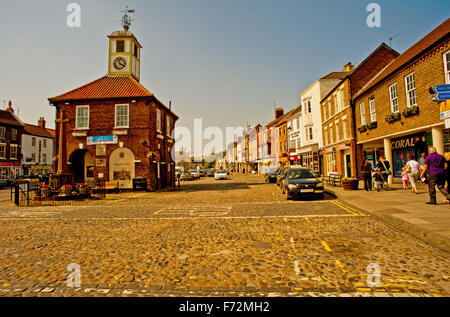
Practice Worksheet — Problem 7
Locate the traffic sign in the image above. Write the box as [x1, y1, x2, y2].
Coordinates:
[430, 84, 450, 93]
[433, 92, 450, 102]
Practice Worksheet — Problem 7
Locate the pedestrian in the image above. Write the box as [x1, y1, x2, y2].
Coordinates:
[361, 158, 373, 191]
[445, 152, 450, 190]
[420, 147, 450, 205]
[401, 167, 409, 190]
[373, 168, 383, 192]
[377, 156, 391, 191]
[405, 155, 421, 194]
[419, 152, 427, 169]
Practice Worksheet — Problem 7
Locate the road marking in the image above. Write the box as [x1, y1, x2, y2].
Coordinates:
[333, 201, 366, 216]
[330, 201, 361, 216]
[0, 214, 361, 221]
[321, 241, 332, 252]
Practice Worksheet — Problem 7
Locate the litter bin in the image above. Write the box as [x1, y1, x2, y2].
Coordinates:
[133, 177, 147, 191]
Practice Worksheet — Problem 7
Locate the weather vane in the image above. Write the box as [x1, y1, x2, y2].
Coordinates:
[121, 6, 135, 31]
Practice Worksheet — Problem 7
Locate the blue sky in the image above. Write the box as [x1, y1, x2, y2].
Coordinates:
[1, 0, 449, 136]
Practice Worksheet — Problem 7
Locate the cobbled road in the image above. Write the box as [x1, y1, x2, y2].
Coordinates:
[0, 174, 449, 297]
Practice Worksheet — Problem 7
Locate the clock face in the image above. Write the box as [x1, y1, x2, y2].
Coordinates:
[113, 56, 127, 71]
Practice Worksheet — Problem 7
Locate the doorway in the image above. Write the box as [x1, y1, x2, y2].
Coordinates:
[345, 154, 351, 177]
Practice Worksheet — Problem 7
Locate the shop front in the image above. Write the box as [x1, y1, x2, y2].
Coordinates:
[445, 129, 449, 153]
[391, 133, 428, 178]
[0, 162, 21, 180]
[298, 144, 320, 173]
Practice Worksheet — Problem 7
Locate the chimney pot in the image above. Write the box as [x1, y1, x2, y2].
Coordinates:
[38, 117, 46, 129]
[275, 108, 284, 119]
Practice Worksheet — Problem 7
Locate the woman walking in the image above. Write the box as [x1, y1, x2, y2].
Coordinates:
[405, 155, 421, 194]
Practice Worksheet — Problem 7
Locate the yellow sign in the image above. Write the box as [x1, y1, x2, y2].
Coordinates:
[440, 100, 450, 113]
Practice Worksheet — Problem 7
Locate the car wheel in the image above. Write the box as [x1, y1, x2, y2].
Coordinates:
[286, 190, 291, 200]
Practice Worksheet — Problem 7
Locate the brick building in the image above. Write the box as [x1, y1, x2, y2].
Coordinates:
[48, 22, 178, 191]
[0, 102, 24, 180]
[353, 18, 450, 182]
[321, 44, 399, 178]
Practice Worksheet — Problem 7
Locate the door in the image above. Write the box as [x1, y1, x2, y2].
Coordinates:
[346, 154, 351, 177]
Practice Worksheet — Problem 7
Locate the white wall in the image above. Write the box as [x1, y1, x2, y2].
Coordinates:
[21, 134, 54, 166]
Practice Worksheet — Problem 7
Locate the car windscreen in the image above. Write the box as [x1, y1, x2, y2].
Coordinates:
[286, 169, 316, 179]
[267, 168, 279, 174]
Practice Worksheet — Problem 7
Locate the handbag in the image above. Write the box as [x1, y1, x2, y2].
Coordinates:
[382, 161, 392, 175]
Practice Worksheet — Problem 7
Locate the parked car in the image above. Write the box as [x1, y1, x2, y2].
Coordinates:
[206, 169, 216, 177]
[199, 169, 206, 177]
[189, 170, 200, 179]
[265, 168, 279, 183]
[281, 168, 324, 200]
[180, 172, 194, 181]
[214, 170, 228, 180]
[276, 168, 286, 186]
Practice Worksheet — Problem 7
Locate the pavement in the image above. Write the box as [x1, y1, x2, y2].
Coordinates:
[325, 181, 450, 252]
[0, 174, 448, 297]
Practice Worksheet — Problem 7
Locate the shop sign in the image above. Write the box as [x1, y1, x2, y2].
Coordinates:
[87, 135, 118, 145]
[391, 136, 422, 149]
[0, 162, 21, 167]
[440, 100, 450, 119]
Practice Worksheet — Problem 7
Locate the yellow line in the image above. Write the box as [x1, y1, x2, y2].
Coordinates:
[335, 260, 347, 273]
[391, 275, 424, 281]
[333, 200, 365, 216]
[330, 201, 360, 216]
[321, 240, 332, 252]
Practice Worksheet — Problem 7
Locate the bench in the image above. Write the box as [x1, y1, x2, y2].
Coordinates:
[105, 181, 119, 193]
[322, 174, 343, 187]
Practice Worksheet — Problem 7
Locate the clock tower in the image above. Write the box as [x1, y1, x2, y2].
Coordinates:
[107, 9, 141, 81]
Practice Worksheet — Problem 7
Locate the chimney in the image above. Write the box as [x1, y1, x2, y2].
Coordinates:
[275, 108, 284, 119]
[342, 62, 354, 72]
[38, 117, 46, 129]
[6, 100, 14, 113]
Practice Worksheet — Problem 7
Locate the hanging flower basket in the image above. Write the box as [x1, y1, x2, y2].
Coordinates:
[358, 125, 368, 133]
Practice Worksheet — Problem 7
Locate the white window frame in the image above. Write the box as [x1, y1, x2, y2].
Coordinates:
[115, 104, 129, 129]
[369, 97, 376, 122]
[340, 88, 345, 109]
[359, 102, 366, 126]
[334, 93, 339, 114]
[444, 50, 450, 84]
[335, 120, 340, 142]
[31, 137, 36, 147]
[324, 127, 328, 145]
[166, 116, 171, 137]
[342, 119, 348, 140]
[43, 139, 47, 148]
[389, 83, 399, 113]
[156, 109, 162, 133]
[42, 153, 47, 164]
[329, 124, 334, 144]
[405, 72, 417, 107]
[0, 127, 5, 139]
[31, 153, 36, 163]
[10, 144, 18, 160]
[76, 105, 90, 130]
[0, 143, 6, 159]
[11, 128, 17, 141]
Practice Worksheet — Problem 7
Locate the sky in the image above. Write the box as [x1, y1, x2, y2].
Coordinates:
[1, 0, 449, 151]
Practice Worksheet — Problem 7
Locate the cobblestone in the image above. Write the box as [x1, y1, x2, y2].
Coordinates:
[0, 175, 448, 297]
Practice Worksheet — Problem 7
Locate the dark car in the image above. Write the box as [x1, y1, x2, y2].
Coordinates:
[265, 168, 279, 183]
[206, 169, 216, 177]
[276, 168, 286, 186]
[282, 168, 324, 200]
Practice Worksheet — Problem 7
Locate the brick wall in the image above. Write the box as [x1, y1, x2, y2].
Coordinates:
[354, 39, 449, 143]
[54, 97, 176, 190]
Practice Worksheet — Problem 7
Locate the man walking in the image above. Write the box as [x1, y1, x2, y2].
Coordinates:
[361, 158, 373, 191]
[420, 147, 450, 205]
[377, 156, 391, 191]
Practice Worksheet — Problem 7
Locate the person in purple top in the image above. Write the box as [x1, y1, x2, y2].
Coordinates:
[420, 147, 450, 205]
